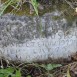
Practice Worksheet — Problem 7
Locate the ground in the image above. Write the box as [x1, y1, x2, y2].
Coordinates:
[0, 57, 77, 77]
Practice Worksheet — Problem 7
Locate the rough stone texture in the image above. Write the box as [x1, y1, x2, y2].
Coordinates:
[0, 10, 77, 62]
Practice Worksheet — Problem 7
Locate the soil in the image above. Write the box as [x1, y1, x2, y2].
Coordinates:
[0, 55, 77, 77]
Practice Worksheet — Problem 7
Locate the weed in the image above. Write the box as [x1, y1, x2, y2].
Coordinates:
[0, 0, 38, 16]
[0, 62, 62, 77]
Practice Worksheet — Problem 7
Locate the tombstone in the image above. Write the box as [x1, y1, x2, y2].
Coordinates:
[0, 10, 77, 62]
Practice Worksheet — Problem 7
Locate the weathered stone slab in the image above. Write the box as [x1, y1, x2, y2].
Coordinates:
[0, 11, 77, 62]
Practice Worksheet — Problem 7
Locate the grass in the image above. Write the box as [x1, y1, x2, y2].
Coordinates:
[0, 0, 76, 16]
[0, 0, 38, 16]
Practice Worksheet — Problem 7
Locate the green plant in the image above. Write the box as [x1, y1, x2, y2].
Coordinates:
[0, 67, 21, 77]
[0, 63, 62, 77]
[0, 0, 19, 16]
[40, 63, 62, 71]
[30, 0, 38, 15]
[0, 0, 38, 16]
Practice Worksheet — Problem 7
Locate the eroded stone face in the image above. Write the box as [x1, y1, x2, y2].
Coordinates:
[0, 11, 77, 62]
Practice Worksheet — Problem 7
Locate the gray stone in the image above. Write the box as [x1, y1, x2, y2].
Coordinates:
[0, 11, 77, 62]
